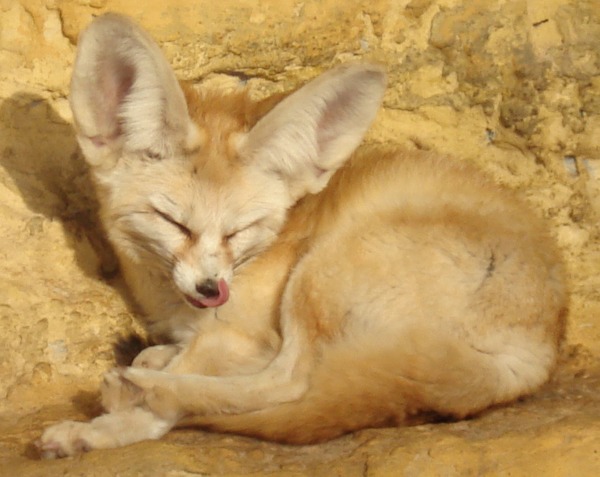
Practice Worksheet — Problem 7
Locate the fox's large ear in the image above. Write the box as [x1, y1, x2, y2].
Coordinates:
[70, 13, 198, 167]
[240, 64, 386, 201]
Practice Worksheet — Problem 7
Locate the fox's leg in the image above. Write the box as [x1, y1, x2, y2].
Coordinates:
[39, 304, 309, 459]
[120, 328, 310, 419]
[96, 346, 183, 414]
[37, 407, 175, 459]
[162, 319, 281, 377]
[39, 319, 281, 459]
[101, 318, 280, 413]
[38, 369, 179, 458]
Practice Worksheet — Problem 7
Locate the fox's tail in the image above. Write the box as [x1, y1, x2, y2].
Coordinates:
[179, 326, 557, 444]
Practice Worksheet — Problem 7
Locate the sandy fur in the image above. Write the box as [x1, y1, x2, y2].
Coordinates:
[38, 13, 567, 457]
[163, 146, 566, 442]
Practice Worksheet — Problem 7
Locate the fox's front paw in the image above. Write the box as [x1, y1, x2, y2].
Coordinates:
[101, 368, 144, 412]
[121, 368, 182, 420]
[132, 344, 181, 370]
[36, 421, 103, 459]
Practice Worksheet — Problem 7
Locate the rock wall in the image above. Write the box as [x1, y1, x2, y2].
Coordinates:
[1, 0, 599, 474]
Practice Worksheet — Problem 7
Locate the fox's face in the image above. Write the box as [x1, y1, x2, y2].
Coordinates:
[69, 14, 385, 309]
[99, 135, 289, 308]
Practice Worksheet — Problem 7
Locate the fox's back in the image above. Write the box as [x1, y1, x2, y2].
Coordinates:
[275, 145, 565, 351]
[300, 146, 547, 242]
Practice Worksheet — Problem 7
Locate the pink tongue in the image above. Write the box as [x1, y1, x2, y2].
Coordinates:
[198, 279, 229, 307]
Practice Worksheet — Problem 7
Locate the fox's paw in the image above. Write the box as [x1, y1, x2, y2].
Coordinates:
[100, 368, 144, 412]
[132, 344, 181, 370]
[121, 368, 182, 420]
[36, 421, 104, 459]
[120, 367, 175, 390]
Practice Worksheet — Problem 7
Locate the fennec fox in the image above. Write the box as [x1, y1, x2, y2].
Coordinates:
[38, 13, 566, 458]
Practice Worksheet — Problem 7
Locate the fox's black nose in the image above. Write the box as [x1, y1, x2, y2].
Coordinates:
[196, 279, 220, 298]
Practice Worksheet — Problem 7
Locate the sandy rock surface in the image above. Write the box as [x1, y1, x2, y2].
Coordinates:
[1, 0, 599, 475]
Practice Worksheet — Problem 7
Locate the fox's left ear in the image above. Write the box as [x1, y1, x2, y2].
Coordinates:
[69, 14, 199, 168]
[240, 64, 386, 201]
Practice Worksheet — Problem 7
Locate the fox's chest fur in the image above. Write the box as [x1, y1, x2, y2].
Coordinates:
[38, 13, 567, 458]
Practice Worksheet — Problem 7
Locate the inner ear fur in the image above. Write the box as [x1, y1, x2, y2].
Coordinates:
[70, 13, 198, 166]
[240, 63, 386, 202]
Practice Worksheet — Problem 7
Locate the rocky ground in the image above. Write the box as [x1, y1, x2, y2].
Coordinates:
[1, 0, 599, 475]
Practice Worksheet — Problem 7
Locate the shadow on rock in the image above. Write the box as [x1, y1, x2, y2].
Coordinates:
[0, 93, 120, 285]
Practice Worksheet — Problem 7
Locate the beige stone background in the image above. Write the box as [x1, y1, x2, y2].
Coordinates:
[1, 0, 599, 475]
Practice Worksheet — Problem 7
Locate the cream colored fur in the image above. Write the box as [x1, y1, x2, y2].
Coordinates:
[38, 13, 567, 458]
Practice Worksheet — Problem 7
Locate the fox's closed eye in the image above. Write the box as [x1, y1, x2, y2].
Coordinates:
[224, 228, 247, 243]
[153, 208, 192, 237]
[224, 219, 263, 243]
[224, 228, 245, 241]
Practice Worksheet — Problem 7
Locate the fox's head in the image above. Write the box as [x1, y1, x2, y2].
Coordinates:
[70, 13, 386, 309]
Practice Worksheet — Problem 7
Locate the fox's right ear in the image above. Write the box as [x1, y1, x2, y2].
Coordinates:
[239, 63, 386, 203]
[70, 13, 199, 168]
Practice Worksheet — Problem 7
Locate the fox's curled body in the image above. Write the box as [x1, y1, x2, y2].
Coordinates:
[38, 13, 566, 457]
